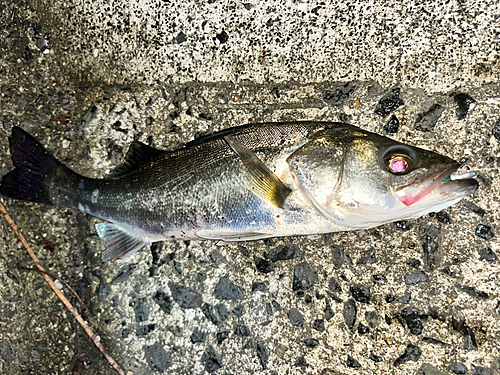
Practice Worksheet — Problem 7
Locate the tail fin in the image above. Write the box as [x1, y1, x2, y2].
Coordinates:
[0, 127, 62, 205]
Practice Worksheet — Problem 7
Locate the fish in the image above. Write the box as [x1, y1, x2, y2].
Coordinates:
[0, 122, 478, 261]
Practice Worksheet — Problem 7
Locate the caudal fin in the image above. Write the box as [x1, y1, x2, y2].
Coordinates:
[0, 127, 62, 205]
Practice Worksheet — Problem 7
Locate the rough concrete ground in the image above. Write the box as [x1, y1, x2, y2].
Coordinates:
[0, 0, 499, 374]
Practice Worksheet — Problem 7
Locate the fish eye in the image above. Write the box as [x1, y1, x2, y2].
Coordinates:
[386, 154, 412, 174]
[383, 146, 416, 175]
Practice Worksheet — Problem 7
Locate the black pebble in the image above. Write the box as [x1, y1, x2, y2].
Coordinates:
[261, 302, 271, 317]
[133, 298, 151, 322]
[358, 323, 369, 335]
[216, 304, 229, 322]
[421, 337, 446, 346]
[251, 282, 267, 292]
[472, 366, 493, 375]
[350, 285, 371, 303]
[395, 221, 412, 230]
[292, 262, 319, 291]
[111, 264, 136, 284]
[331, 245, 345, 268]
[254, 256, 275, 273]
[456, 284, 489, 299]
[168, 282, 201, 309]
[397, 292, 411, 305]
[463, 325, 478, 350]
[199, 113, 213, 121]
[394, 344, 422, 367]
[328, 277, 342, 293]
[216, 30, 229, 44]
[232, 305, 244, 316]
[238, 245, 249, 257]
[234, 325, 250, 337]
[449, 362, 468, 374]
[214, 277, 244, 300]
[256, 344, 268, 370]
[436, 211, 452, 224]
[271, 300, 282, 311]
[385, 314, 392, 325]
[216, 331, 229, 344]
[197, 272, 207, 282]
[365, 311, 380, 328]
[266, 244, 303, 262]
[122, 328, 130, 338]
[454, 93, 475, 120]
[369, 353, 383, 362]
[201, 303, 219, 325]
[304, 294, 313, 303]
[98, 281, 111, 299]
[294, 356, 308, 367]
[485, 156, 495, 164]
[324, 301, 335, 321]
[479, 247, 497, 262]
[463, 201, 486, 217]
[385, 294, 396, 303]
[406, 258, 421, 269]
[304, 338, 319, 348]
[153, 290, 172, 314]
[288, 308, 304, 327]
[405, 271, 429, 285]
[373, 274, 387, 282]
[191, 328, 206, 344]
[347, 355, 361, 368]
[475, 224, 494, 240]
[312, 319, 325, 332]
[343, 299, 357, 329]
[144, 342, 171, 372]
[174, 32, 187, 44]
[324, 84, 356, 106]
[415, 104, 445, 131]
[375, 88, 404, 118]
[400, 307, 428, 335]
[493, 119, 500, 142]
[201, 346, 222, 373]
[384, 115, 400, 133]
[136, 324, 155, 337]
[357, 249, 377, 265]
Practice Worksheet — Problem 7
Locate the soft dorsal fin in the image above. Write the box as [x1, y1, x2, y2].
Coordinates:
[107, 141, 164, 178]
[224, 135, 292, 208]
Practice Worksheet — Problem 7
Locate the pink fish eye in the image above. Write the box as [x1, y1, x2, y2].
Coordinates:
[387, 155, 411, 174]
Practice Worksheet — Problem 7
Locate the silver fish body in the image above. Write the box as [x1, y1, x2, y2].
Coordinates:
[0, 122, 478, 260]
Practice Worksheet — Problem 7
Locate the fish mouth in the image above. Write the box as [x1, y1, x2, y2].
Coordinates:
[395, 164, 478, 207]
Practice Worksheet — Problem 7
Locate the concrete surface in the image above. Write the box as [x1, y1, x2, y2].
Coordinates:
[0, 0, 499, 374]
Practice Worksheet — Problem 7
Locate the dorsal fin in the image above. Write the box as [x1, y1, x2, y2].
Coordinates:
[224, 135, 292, 208]
[107, 141, 164, 178]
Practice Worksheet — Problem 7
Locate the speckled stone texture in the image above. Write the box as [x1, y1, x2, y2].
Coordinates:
[0, 1, 499, 375]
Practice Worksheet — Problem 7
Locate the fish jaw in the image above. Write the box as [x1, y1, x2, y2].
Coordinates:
[394, 164, 478, 215]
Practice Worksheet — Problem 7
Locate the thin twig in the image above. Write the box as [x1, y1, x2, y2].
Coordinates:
[0, 202, 127, 375]
[17, 265, 91, 316]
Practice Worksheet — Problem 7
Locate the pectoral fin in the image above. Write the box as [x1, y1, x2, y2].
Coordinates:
[224, 135, 291, 208]
[96, 223, 149, 261]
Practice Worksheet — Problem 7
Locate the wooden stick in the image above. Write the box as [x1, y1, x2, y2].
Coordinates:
[0, 202, 128, 375]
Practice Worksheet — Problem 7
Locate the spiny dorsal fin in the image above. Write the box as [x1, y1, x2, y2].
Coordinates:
[224, 135, 291, 208]
[96, 223, 149, 261]
[107, 141, 164, 178]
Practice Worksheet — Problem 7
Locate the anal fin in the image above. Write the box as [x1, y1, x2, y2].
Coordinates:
[224, 135, 291, 208]
[96, 223, 149, 261]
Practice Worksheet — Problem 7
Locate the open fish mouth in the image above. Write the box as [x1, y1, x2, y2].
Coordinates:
[396, 165, 478, 207]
